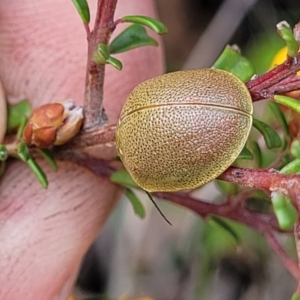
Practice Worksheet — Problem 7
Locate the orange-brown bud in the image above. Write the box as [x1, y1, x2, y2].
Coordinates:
[23, 100, 83, 148]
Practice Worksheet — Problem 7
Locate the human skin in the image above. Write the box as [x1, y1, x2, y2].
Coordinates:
[0, 0, 164, 299]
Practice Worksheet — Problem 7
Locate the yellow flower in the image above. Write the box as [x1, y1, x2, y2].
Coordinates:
[270, 46, 300, 75]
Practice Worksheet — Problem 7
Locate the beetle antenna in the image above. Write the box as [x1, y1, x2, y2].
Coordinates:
[145, 191, 172, 226]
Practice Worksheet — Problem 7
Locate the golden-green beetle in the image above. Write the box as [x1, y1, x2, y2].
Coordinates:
[116, 68, 253, 192]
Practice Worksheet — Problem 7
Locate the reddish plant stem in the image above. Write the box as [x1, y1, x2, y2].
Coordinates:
[264, 229, 299, 280]
[84, 24, 91, 38]
[113, 18, 123, 28]
[154, 190, 300, 278]
[219, 166, 300, 282]
[265, 76, 300, 96]
[246, 53, 300, 101]
[155, 191, 280, 231]
[83, 0, 118, 130]
[252, 75, 300, 100]
[295, 222, 300, 294]
[58, 138, 300, 278]
[219, 167, 300, 203]
[62, 124, 116, 149]
[247, 56, 295, 90]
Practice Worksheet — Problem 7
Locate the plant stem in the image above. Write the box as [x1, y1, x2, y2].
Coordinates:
[219, 167, 300, 201]
[264, 229, 299, 280]
[153, 191, 300, 279]
[83, 0, 118, 130]
[246, 53, 300, 101]
[155, 191, 281, 231]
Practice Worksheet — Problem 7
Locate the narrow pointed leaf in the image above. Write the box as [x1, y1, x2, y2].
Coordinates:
[110, 169, 139, 188]
[291, 140, 300, 158]
[121, 15, 167, 34]
[274, 95, 300, 115]
[93, 43, 123, 70]
[93, 43, 110, 64]
[280, 159, 300, 174]
[17, 141, 31, 162]
[208, 216, 240, 243]
[271, 192, 298, 230]
[274, 207, 297, 230]
[109, 24, 158, 54]
[7, 99, 31, 132]
[71, 0, 90, 24]
[251, 141, 263, 168]
[27, 157, 48, 189]
[212, 45, 255, 82]
[0, 145, 7, 161]
[17, 142, 48, 188]
[16, 116, 28, 139]
[37, 149, 58, 171]
[237, 146, 253, 160]
[268, 101, 289, 135]
[107, 56, 123, 70]
[277, 21, 299, 57]
[253, 118, 282, 149]
[215, 180, 238, 196]
[125, 188, 145, 218]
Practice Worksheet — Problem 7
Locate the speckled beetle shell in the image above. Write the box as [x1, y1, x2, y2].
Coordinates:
[116, 68, 253, 192]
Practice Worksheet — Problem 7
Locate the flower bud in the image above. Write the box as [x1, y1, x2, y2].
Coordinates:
[23, 100, 83, 148]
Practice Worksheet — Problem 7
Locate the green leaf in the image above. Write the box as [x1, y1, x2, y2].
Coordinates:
[268, 101, 289, 135]
[17, 142, 48, 188]
[0, 145, 8, 161]
[291, 293, 300, 300]
[110, 169, 139, 188]
[0, 145, 7, 161]
[212, 45, 255, 82]
[274, 207, 297, 230]
[17, 141, 31, 162]
[215, 180, 238, 196]
[37, 149, 58, 171]
[237, 146, 253, 160]
[125, 188, 145, 218]
[109, 24, 158, 54]
[271, 192, 298, 230]
[16, 116, 28, 139]
[93, 43, 110, 64]
[121, 15, 167, 34]
[106, 56, 123, 70]
[6, 99, 31, 132]
[291, 140, 300, 158]
[27, 157, 48, 189]
[274, 95, 300, 115]
[252, 118, 282, 149]
[250, 141, 263, 168]
[277, 21, 299, 57]
[71, 0, 90, 24]
[93, 43, 123, 70]
[280, 159, 300, 174]
[208, 216, 240, 243]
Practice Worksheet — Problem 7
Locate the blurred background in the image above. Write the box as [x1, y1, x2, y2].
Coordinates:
[74, 1, 300, 299]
